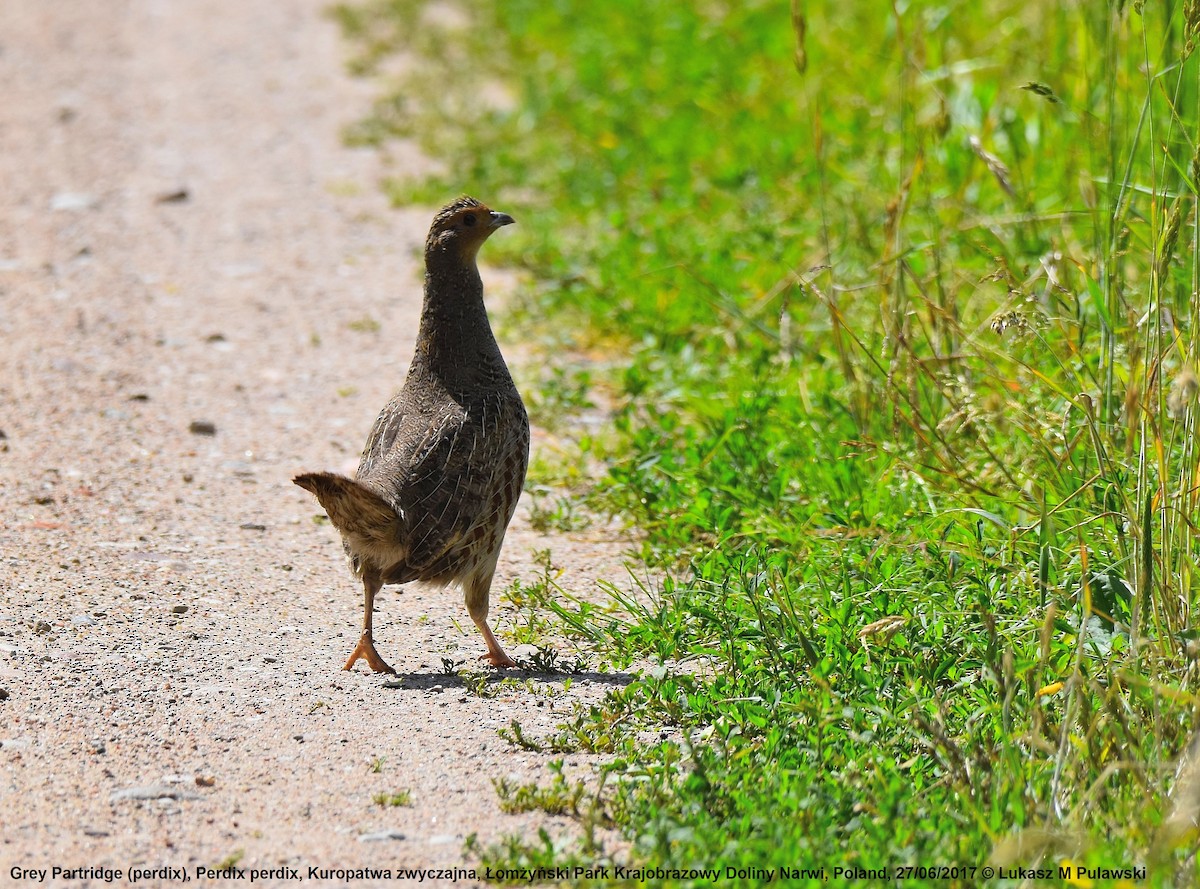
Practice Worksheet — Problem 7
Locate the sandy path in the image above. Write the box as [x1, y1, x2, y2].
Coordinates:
[0, 1, 628, 885]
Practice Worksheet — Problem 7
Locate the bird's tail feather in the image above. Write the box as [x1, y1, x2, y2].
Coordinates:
[293, 472, 405, 562]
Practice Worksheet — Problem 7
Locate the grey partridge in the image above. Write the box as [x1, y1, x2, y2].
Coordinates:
[295, 196, 528, 673]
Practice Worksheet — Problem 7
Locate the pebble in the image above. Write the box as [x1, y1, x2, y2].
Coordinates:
[427, 834, 457, 845]
[188, 420, 217, 436]
[109, 784, 200, 802]
[50, 192, 97, 211]
[1, 739, 30, 750]
[172, 605, 188, 614]
[357, 829, 406, 843]
[0, 687, 8, 701]
[71, 614, 97, 627]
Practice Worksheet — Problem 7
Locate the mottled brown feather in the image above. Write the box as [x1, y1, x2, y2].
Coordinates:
[293, 196, 528, 665]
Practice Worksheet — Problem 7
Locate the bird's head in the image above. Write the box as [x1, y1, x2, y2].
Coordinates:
[425, 196, 515, 263]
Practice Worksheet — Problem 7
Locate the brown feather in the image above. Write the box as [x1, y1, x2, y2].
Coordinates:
[292, 472, 406, 568]
[293, 196, 527, 669]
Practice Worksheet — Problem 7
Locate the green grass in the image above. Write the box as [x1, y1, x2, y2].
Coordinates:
[372, 789, 412, 807]
[334, 0, 1200, 884]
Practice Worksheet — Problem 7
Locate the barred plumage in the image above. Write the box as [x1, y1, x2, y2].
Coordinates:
[295, 197, 527, 673]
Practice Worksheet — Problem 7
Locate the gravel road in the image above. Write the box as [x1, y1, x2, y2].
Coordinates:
[0, 1, 629, 885]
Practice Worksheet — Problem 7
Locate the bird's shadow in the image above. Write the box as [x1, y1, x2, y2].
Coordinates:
[384, 668, 635, 692]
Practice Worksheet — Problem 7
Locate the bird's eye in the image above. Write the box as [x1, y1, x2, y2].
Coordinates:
[463, 213, 477, 227]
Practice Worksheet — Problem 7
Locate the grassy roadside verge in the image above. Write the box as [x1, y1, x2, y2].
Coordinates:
[334, 1, 1200, 884]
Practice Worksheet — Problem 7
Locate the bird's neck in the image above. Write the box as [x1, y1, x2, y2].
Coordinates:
[412, 258, 508, 391]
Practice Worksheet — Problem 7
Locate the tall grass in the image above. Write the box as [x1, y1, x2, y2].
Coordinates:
[335, 0, 1200, 882]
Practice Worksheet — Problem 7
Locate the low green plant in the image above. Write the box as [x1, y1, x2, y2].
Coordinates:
[494, 761, 593, 819]
[337, 0, 1200, 882]
[372, 790, 412, 808]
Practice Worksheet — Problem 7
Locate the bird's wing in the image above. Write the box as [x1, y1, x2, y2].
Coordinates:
[356, 397, 409, 481]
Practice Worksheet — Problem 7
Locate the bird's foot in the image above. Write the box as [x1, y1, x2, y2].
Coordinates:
[478, 649, 518, 669]
[343, 633, 397, 674]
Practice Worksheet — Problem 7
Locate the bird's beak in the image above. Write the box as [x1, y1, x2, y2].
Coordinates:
[489, 211, 515, 228]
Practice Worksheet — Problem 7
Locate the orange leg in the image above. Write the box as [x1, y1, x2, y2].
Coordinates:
[344, 572, 396, 674]
[466, 574, 517, 668]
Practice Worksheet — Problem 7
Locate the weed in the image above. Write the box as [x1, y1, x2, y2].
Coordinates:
[515, 645, 588, 675]
[371, 790, 412, 807]
[497, 719, 543, 752]
[212, 850, 244, 871]
[456, 668, 495, 698]
[494, 767, 588, 818]
[527, 487, 592, 534]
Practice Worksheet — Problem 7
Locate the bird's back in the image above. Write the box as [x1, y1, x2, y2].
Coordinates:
[353, 363, 529, 587]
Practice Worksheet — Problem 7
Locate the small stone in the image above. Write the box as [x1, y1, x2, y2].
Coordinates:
[87, 739, 106, 754]
[357, 829, 406, 843]
[171, 605, 188, 614]
[109, 784, 200, 802]
[1, 739, 30, 750]
[72, 614, 97, 627]
[82, 828, 110, 838]
[33, 620, 52, 635]
[155, 188, 190, 204]
[50, 192, 97, 211]
[428, 834, 457, 845]
[195, 775, 216, 787]
[239, 523, 266, 531]
[0, 687, 9, 701]
[263, 656, 277, 664]
[188, 420, 217, 436]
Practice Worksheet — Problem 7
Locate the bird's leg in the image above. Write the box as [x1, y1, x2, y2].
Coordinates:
[465, 574, 517, 669]
[344, 571, 396, 674]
